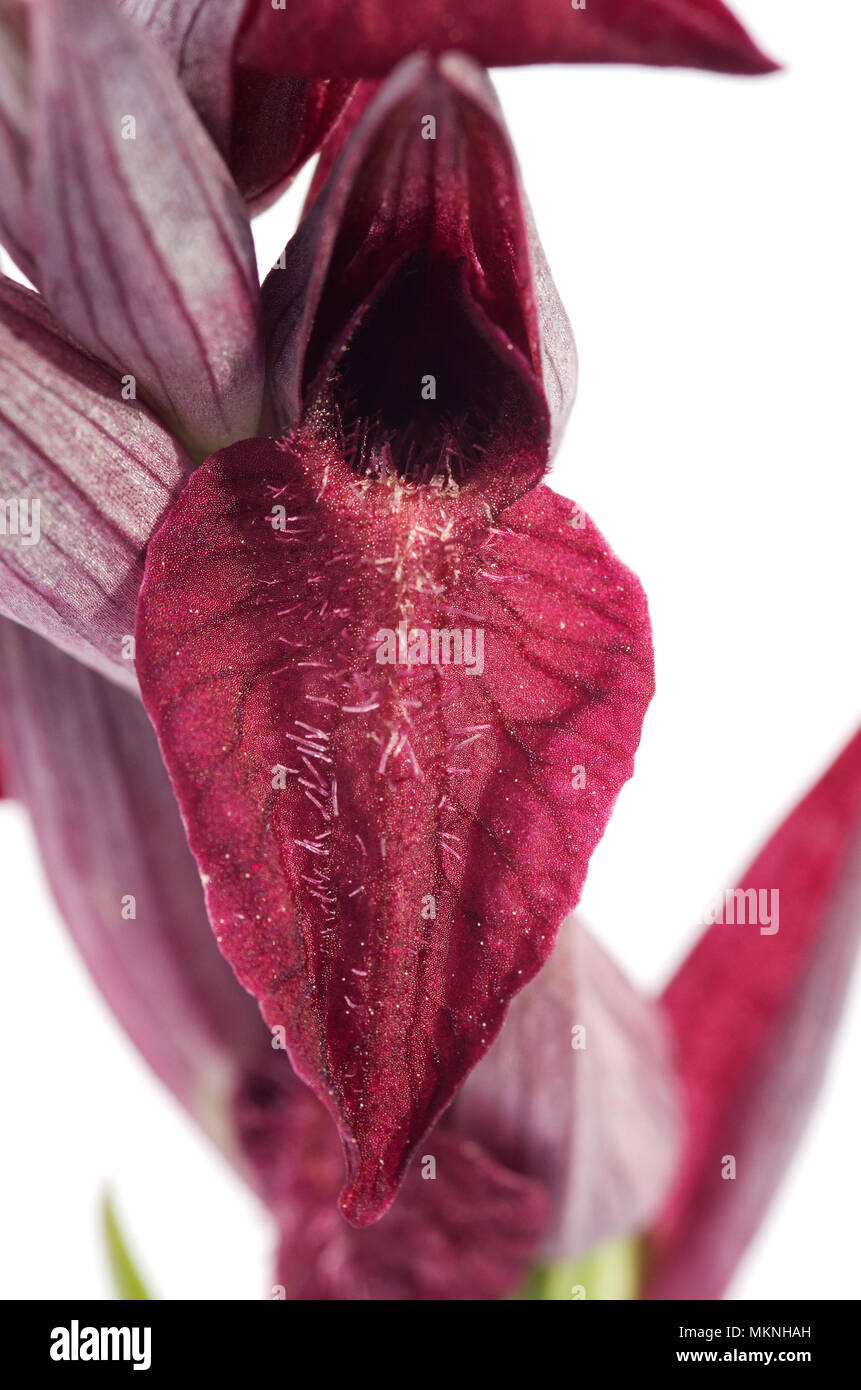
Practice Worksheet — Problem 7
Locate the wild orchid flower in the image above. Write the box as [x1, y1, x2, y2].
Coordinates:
[2, 618, 858, 1299]
[134, 49, 661, 1226]
[0, 0, 654, 1226]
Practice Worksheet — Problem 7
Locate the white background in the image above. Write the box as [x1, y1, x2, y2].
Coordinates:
[1, 0, 859, 1298]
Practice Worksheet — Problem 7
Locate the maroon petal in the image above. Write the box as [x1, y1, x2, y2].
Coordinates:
[230, 69, 354, 215]
[647, 726, 861, 1299]
[450, 916, 679, 1260]
[239, 0, 778, 79]
[0, 3, 36, 283]
[118, 0, 353, 213]
[263, 54, 577, 490]
[26, 0, 263, 455]
[0, 277, 193, 686]
[135, 433, 654, 1225]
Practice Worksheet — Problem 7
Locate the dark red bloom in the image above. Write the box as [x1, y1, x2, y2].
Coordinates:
[135, 56, 655, 1225]
[239, 0, 778, 80]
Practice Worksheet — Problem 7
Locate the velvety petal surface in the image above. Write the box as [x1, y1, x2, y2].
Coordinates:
[118, 0, 353, 212]
[136, 433, 654, 1224]
[263, 55, 577, 481]
[451, 915, 679, 1260]
[647, 725, 861, 1299]
[27, 0, 263, 455]
[0, 277, 193, 687]
[239, 0, 778, 79]
[0, 617, 549, 1299]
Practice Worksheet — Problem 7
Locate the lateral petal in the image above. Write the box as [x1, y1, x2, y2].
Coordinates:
[117, 0, 353, 212]
[0, 618, 272, 1149]
[0, 277, 193, 687]
[117, 0, 248, 151]
[28, 0, 263, 455]
[0, 2, 36, 282]
[229, 69, 354, 214]
[647, 726, 861, 1299]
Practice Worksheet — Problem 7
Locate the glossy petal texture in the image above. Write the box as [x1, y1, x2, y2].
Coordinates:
[27, 0, 263, 456]
[0, 4, 36, 282]
[451, 916, 679, 1260]
[239, 0, 778, 79]
[136, 433, 654, 1224]
[0, 617, 549, 1298]
[118, 0, 353, 212]
[0, 278, 193, 687]
[647, 726, 861, 1299]
[263, 55, 577, 483]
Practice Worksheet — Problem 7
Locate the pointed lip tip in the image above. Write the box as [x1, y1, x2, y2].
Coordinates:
[338, 1178, 398, 1229]
[727, 31, 783, 77]
[738, 48, 784, 77]
[338, 1141, 405, 1228]
[387, 38, 783, 82]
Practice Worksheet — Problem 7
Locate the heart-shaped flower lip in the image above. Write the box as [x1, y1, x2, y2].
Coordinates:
[136, 432, 654, 1224]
